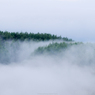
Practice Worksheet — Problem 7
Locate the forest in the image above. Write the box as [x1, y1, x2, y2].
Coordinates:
[35, 42, 82, 55]
[0, 31, 81, 64]
[0, 31, 72, 41]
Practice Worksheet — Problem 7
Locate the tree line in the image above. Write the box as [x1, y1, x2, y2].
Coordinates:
[35, 42, 82, 54]
[0, 31, 72, 41]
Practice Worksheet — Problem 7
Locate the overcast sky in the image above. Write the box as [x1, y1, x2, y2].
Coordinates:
[0, 0, 95, 41]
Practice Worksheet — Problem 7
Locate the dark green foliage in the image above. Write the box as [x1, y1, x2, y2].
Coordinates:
[35, 42, 83, 54]
[0, 30, 73, 63]
[0, 31, 73, 41]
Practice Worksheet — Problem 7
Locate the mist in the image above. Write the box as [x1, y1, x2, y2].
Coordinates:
[0, 41, 95, 95]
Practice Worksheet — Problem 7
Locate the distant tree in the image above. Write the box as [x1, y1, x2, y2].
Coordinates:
[0, 31, 73, 41]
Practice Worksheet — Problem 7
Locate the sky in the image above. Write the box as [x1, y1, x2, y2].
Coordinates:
[0, 0, 95, 41]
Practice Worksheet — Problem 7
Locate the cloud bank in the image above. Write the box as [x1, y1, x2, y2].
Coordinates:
[0, 41, 95, 95]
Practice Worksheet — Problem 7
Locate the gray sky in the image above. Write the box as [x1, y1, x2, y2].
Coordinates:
[0, 0, 95, 41]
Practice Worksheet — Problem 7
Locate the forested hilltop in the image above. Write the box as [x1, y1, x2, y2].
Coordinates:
[35, 42, 82, 55]
[0, 31, 76, 64]
[0, 31, 72, 41]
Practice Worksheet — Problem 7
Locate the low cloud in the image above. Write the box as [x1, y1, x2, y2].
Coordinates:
[0, 41, 95, 95]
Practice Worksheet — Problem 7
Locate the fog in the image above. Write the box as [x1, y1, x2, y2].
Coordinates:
[0, 41, 95, 95]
